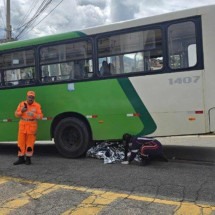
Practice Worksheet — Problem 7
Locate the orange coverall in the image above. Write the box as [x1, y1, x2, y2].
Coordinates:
[15, 101, 43, 157]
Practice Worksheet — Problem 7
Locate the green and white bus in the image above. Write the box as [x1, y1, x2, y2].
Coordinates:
[0, 5, 214, 157]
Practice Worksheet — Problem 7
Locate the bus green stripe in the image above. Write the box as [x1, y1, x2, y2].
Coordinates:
[0, 31, 86, 51]
[118, 78, 157, 136]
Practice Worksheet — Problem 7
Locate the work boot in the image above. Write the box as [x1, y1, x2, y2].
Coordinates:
[25, 156, 31, 165]
[13, 156, 25, 165]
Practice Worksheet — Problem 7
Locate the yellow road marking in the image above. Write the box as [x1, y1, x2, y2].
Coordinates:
[0, 176, 215, 215]
[62, 192, 128, 215]
[128, 195, 215, 215]
[0, 182, 58, 215]
[175, 203, 214, 215]
[203, 208, 213, 215]
[128, 195, 180, 206]
[0, 178, 9, 185]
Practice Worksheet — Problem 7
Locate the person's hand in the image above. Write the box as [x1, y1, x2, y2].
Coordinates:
[21, 107, 27, 113]
[121, 161, 129, 165]
[27, 111, 34, 116]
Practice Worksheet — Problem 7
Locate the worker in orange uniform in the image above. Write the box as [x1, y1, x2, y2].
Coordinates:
[14, 91, 43, 165]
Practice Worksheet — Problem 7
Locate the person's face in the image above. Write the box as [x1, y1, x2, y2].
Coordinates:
[27, 96, 35, 105]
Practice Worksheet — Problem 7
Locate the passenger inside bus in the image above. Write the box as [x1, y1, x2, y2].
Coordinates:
[109, 63, 115, 74]
[100, 60, 110, 76]
[42, 69, 52, 82]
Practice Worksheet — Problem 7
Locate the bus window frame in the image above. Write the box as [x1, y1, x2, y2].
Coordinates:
[95, 15, 203, 79]
[0, 47, 37, 88]
[38, 37, 95, 84]
[165, 16, 203, 72]
[0, 15, 204, 90]
[96, 26, 164, 78]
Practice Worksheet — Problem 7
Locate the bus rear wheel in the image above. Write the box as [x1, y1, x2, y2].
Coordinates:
[54, 117, 90, 158]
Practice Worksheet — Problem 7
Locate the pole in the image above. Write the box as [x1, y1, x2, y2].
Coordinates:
[6, 0, 12, 40]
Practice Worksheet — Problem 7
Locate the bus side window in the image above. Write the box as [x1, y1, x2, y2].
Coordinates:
[19, 67, 35, 85]
[74, 60, 89, 79]
[168, 21, 197, 69]
[98, 59, 113, 77]
[60, 62, 74, 80]
[98, 28, 163, 75]
[40, 40, 93, 82]
[4, 70, 19, 86]
[109, 63, 115, 74]
[84, 59, 94, 78]
[74, 63, 82, 79]
[41, 66, 52, 82]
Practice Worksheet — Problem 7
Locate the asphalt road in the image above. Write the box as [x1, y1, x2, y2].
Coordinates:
[0, 138, 214, 215]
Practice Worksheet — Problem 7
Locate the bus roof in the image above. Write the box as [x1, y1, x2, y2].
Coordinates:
[82, 4, 215, 35]
[0, 4, 214, 52]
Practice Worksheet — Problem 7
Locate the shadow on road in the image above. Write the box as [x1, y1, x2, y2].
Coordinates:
[163, 145, 215, 164]
[0, 143, 214, 164]
[0, 143, 60, 158]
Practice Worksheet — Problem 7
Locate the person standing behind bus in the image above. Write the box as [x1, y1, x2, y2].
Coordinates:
[14, 91, 43, 165]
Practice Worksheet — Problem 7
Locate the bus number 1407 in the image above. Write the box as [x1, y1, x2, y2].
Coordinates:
[168, 76, 200, 85]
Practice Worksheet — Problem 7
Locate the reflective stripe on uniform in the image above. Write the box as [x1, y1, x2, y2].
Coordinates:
[21, 118, 37, 122]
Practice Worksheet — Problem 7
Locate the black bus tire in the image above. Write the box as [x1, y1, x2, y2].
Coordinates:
[54, 117, 90, 158]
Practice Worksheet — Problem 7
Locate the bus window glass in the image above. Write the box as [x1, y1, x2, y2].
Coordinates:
[40, 40, 93, 82]
[4, 70, 19, 86]
[4, 67, 35, 86]
[0, 54, 11, 68]
[40, 46, 60, 63]
[188, 44, 197, 67]
[98, 28, 163, 76]
[0, 49, 35, 87]
[0, 50, 35, 69]
[168, 21, 197, 69]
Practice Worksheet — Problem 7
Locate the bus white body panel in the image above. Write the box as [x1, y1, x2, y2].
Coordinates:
[201, 8, 215, 133]
[130, 70, 206, 136]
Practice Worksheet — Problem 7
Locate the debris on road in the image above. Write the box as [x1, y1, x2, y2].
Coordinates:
[86, 141, 125, 164]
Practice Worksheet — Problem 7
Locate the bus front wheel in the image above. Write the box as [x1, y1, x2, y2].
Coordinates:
[54, 117, 90, 158]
